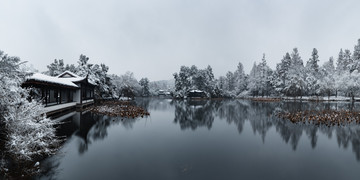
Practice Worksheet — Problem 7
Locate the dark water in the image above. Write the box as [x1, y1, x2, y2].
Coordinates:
[37, 99, 360, 180]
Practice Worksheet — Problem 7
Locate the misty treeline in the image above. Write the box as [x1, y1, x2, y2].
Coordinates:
[45, 55, 172, 99]
[174, 39, 360, 99]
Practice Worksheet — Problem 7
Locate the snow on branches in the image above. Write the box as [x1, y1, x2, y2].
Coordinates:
[0, 51, 59, 161]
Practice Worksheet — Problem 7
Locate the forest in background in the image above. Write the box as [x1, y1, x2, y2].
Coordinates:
[5, 38, 360, 101]
[173, 39, 360, 99]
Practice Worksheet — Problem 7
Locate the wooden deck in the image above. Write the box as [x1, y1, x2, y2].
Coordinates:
[44, 99, 94, 117]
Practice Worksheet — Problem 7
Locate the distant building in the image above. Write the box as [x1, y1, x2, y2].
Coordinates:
[158, 89, 172, 98]
[22, 71, 96, 115]
[187, 90, 207, 98]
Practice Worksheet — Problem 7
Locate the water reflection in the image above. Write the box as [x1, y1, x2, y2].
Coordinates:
[40, 111, 142, 179]
[53, 100, 360, 162]
[55, 111, 141, 154]
[135, 97, 173, 111]
[37, 99, 360, 179]
[171, 99, 360, 160]
[173, 100, 214, 130]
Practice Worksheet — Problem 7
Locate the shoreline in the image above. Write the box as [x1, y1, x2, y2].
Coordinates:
[153, 96, 360, 102]
[241, 96, 360, 102]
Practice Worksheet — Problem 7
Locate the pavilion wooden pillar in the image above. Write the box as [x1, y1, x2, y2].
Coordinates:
[45, 88, 48, 106]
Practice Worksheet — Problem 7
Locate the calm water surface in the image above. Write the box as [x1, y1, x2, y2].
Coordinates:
[37, 99, 360, 180]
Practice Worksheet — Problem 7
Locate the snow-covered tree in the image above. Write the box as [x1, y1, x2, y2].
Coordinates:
[336, 49, 346, 73]
[305, 48, 321, 96]
[46, 59, 65, 76]
[0, 51, 59, 163]
[65, 64, 77, 73]
[248, 62, 260, 96]
[110, 71, 141, 98]
[337, 71, 360, 100]
[173, 65, 216, 97]
[47, 55, 114, 98]
[319, 57, 336, 98]
[75, 54, 93, 77]
[204, 65, 216, 95]
[225, 71, 236, 92]
[285, 48, 306, 97]
[274, 52, 292, 95]
[173, 66, 192, 97]
[234, 62, 247, 94]
[343, 49, 353, 72]
[351, 39, 360, 72]
[258, 54, 273, 96]
[139, 78, 150, 96]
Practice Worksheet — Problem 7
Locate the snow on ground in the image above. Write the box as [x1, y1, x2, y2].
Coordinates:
[282, 96, 360, 101]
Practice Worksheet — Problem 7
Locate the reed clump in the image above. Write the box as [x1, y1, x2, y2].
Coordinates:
[86, 101, 150, 118]
[277, 110, 360, 126]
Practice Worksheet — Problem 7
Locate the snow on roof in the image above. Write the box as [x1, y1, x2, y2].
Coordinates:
[189, 90, 204, 93]
[56, 71, 81, 78]
[27, 73, 80, 88]
[57, 71, 97, 85]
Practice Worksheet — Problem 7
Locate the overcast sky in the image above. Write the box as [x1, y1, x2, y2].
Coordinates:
[1, 0, 360, 81]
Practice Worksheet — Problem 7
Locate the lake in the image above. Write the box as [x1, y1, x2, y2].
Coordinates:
[37, 98, 360, 180]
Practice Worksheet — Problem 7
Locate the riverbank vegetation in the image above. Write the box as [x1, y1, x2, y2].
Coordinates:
[277, 110, 360, 126]
[173, 39, 360, 100]
[0, 51, 59, 177]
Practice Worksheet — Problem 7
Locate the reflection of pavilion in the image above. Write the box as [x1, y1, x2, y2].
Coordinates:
[53, 111, 109, 154]
[53, 110, 141, 154]
[173, 100, 214, 130]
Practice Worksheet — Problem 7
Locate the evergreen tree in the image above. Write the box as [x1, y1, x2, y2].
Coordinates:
[343, 49, 353, 72]
[257, 54, 273, 96]
[234, 62, 247, 94]
[248, 62, 260, 96]
[336, 49, 345, 73]
[319, 57, 336, 98]
[46, 59, 65, 76]
[305, 48, 321, 96]
[226, 71, 236, 92]
[274, 52, 291, 95]
[306, 48, 320, 74]
[351, 39, 360, 72]
[285, 48, 306, 97]
[139, 78, 150, 96]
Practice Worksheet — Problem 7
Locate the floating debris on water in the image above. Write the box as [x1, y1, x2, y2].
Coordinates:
[277, 110, 360, 126]
[86, 101, 150, 118]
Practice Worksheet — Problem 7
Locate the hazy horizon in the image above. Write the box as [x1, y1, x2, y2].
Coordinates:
[1, 0, 360, 81]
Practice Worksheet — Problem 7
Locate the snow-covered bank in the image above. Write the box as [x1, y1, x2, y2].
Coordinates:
[277, 109, 360, 126]
[281, 96, 360, 101]
[238, 96, 360, 102]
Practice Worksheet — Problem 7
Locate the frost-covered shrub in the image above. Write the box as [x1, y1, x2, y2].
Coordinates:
[0, 51, 59, 161]
[4, 96, 58, 160]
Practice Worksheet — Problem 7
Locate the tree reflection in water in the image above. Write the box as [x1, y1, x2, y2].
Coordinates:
[172, 99, 360, 160]
[53, 111, 142, 154]
[40, 111, 142, 179]
[173, 100, 214, 130]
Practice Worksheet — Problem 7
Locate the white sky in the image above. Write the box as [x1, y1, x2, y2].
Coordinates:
[1, 0, 360, 81]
